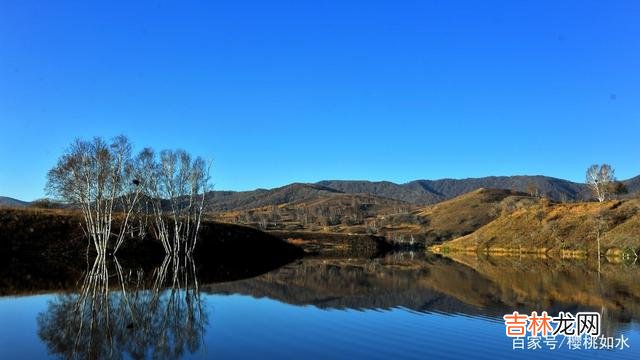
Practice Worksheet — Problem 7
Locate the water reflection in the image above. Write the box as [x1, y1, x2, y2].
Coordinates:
[37, 254, 207, 360]
[9, 250, 640, 359]
[205, 252, 640, 337]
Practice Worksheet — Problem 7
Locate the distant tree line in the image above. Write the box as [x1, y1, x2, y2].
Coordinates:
[232, 200, 415, 232]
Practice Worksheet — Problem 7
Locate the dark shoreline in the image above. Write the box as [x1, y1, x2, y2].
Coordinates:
[1, 208, 411, 295]
[0, 207, 306, 294]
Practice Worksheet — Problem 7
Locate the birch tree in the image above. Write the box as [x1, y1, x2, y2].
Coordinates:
[137, 148, 211, 257]
[45, 136, 143, 256]
[585, 164, 615, 202]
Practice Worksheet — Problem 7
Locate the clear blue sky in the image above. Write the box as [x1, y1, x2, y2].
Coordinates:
[1, 0, 639, 201]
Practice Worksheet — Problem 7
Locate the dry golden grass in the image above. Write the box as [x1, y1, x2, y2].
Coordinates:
[432, 198, 640, 256]
[209, 188, 543, 246]
[413, 188, 537, 240]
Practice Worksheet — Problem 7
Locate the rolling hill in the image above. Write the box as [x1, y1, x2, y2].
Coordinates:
[431, 197, 640, 255]
[210, 191, 416, 232]
[0, 196, 29, 207]
[210, 187, 545, 246]
[204, 183, 343, 212]
[318, 176, 589, 204]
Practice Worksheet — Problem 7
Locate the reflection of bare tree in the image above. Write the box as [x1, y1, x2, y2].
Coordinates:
[145, 255, 207, 359]
[37, 255, 207, 360]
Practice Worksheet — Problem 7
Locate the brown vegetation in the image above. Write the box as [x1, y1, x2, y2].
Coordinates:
[431, 198, 640, 257]
[211, 188, 539, 247]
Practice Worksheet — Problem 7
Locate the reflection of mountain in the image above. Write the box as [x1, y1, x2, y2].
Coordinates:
[205, 254, 494, 315]
[440, 253, 640, 333]
[203, 253, 640, 335]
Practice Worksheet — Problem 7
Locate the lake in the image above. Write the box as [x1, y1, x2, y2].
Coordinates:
[1, 252, 639, 359]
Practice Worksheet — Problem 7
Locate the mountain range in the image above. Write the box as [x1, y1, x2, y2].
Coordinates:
[202, 174, 640, 211]
[2, 175, 638, 211]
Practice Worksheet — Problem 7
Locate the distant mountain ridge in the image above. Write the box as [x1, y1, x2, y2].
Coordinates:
[3, 175, 639, 211]
[0, 196, 29, 207]
[204, 175, 639, 212]
[318, 176, 591, 204]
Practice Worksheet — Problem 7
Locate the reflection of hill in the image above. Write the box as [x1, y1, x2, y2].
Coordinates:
[442, 253, 640, 323]
[435, 198, 640, 253]
[216, 188, 540, 247]
[203, 253, 640, 335]
[204, 254, 491, 315]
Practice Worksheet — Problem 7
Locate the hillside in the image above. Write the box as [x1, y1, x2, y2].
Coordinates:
[203, 183, 344, 212]
[210, 191, 417, 233]
[316, 180, 443, 204]
[359, 188, 541, 245]
[211, 188, 542, 246]
[624, 175, 640, 193]
[431, 198, 640, 256]
[408, 188, 538, 243]
[318, 176, 591, 203]
[0, 196, 29, 207]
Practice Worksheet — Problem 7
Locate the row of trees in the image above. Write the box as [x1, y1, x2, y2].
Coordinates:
[234, 201, 410, 230]
[45, 136, 211, 257]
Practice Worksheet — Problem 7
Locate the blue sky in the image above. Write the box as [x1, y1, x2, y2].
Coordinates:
[1, 1, 639, 201]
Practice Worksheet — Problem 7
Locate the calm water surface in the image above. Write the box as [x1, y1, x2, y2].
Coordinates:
[1, 253, 639, 359]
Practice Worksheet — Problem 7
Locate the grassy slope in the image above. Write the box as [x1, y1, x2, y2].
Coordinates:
[432, 198, 640, 255]
[406, 188, 537, 243]
[370, 188, 538, 246]
[210, 192, 416, 232]
[210, 188, 540, 247]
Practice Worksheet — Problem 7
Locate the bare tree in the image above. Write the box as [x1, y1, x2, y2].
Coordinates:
[46, 136, 142, 256]
[586, 164, 615, 202]
[137, 148, 211, 257]
[46, 136, 212, 260]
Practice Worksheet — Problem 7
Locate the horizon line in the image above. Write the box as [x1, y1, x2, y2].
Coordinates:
[4, 172, 638, 202]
